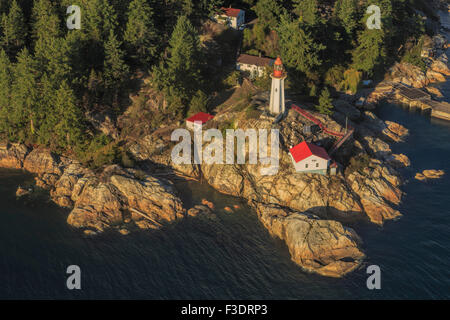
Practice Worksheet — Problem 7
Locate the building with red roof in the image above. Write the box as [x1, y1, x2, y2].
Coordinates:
[289, 141, 331, 174]
[186, 112, 214, 131]
[215, 7, 245, 30]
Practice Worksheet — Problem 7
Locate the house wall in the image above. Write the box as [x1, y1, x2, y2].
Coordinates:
[186, 121, 204, 131]
[291, 155, 329, 173]
[236, 63, 264, 78]
[215, 10, 245, 29]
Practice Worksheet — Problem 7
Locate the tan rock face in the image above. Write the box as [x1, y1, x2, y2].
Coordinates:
[415, 169, 445, 181]
[256, 203, 365, 278]
[426, 86, 444, 98]
[0, 143, 187, 233]
[431, 59, 450, 76]
[347, 161, 402, 224]
[427, 69, 446, 83]
[23, 149, 62, 175]
[388, 154, 411, 168]
[0, 143, 29, 169]
[68, 182, 123, 231]
[110, 174, 185, 222]
[390, 63, 430, 88]
[384, 121, 409, 142]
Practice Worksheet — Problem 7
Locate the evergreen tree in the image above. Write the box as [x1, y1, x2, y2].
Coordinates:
[0, 48, 11, 109]
[153, 15, 202, 115]
[104, 29, 129, 90]
[351, 28, 385, 75]
[0, 0, 9, 15]
[254, 0, 283, 32]
[53, 80, 85, 148]
[293, 0, 320, 27]
[124, 0, 158, 67]
[351, 0, 393, 75]
[1, 0, 27, 57]
[188, 90, 208, 115]
[0, 49, 11, 135]
[31, 0, 61, 42]
[10, 48, 39, 141]
[334, 0, 358, 36]
[276, 14, 325, 74]
[315, 88, 333, 115]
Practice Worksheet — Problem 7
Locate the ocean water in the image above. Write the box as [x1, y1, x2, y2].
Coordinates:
[0, 101, 449, 300]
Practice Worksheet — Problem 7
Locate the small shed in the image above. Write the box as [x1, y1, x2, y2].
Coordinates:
[186, 112, 214, 131]
[289, 141, 331, 174]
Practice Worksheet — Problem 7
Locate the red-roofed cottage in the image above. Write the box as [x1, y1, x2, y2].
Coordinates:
[186, 112, 214, 131]
[215, 7, 245, 29]
[289, 141, 331, 174]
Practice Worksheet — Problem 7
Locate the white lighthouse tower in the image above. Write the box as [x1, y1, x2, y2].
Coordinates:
[269, 56, 287, 115]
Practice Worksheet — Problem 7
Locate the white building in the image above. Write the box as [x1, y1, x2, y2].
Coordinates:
[289, 141, 331, 174]
[236, 54, 274, 78]
[186, 112, 214, 131]
[269, 57, 286, 115]
[215, 7, 245, 30]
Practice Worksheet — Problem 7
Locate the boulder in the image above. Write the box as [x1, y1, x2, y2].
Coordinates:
[426, 86, 444, 98]
[16, 187, 30, 197]
[415, 169, 445, 180]
[431, 59, 450, 76]
[387, 154, 411, 168]
[67, 182, 123, 232]
[110, 174, 185, 222]
[187, 205, 213, 217]
[256, 203, 365, 278]
[23, 149, 62, 176]
[384, 121, 409, 142]
[427, 69, 446, 83]
[0, 143, 29, 169]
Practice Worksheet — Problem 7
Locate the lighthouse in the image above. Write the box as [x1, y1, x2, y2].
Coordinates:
[269, 57, 287, 115]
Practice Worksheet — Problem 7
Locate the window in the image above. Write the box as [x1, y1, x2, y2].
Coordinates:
[316, 163, 319, 168]
[305, 163, 308, 169]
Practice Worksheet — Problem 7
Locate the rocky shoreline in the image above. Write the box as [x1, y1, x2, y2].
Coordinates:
[361, 34, 450, 108]
[0, 100, 407, 277]
[2, 24, 449, 280]
[0, 143, 185, 234]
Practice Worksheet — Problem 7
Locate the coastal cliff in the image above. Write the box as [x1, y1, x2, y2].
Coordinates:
[0, 144, 185, 233]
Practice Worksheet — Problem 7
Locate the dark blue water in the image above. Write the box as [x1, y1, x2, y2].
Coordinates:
[1, 101, 449, 299]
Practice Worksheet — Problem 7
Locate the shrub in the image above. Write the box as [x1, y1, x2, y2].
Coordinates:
[341, 68, 362, 94]
[188, 90, 208, 116]
[402, 38, 426, 71]
[75, 134, 119, 169]
[325, 65, 346, 91]
[223, 71, 242, 88]
[245, 105, 261, 119]
[345, 153, 371, 175]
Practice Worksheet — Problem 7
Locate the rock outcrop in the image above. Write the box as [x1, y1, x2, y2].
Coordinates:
[0, 146, 186, 233]
[0, 142, 29, 169]
[415, 169, 445, 181]
[255, 203, 365, 278]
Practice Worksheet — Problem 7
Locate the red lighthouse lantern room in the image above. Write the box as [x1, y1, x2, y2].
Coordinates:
[273, 57, 283, 78]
